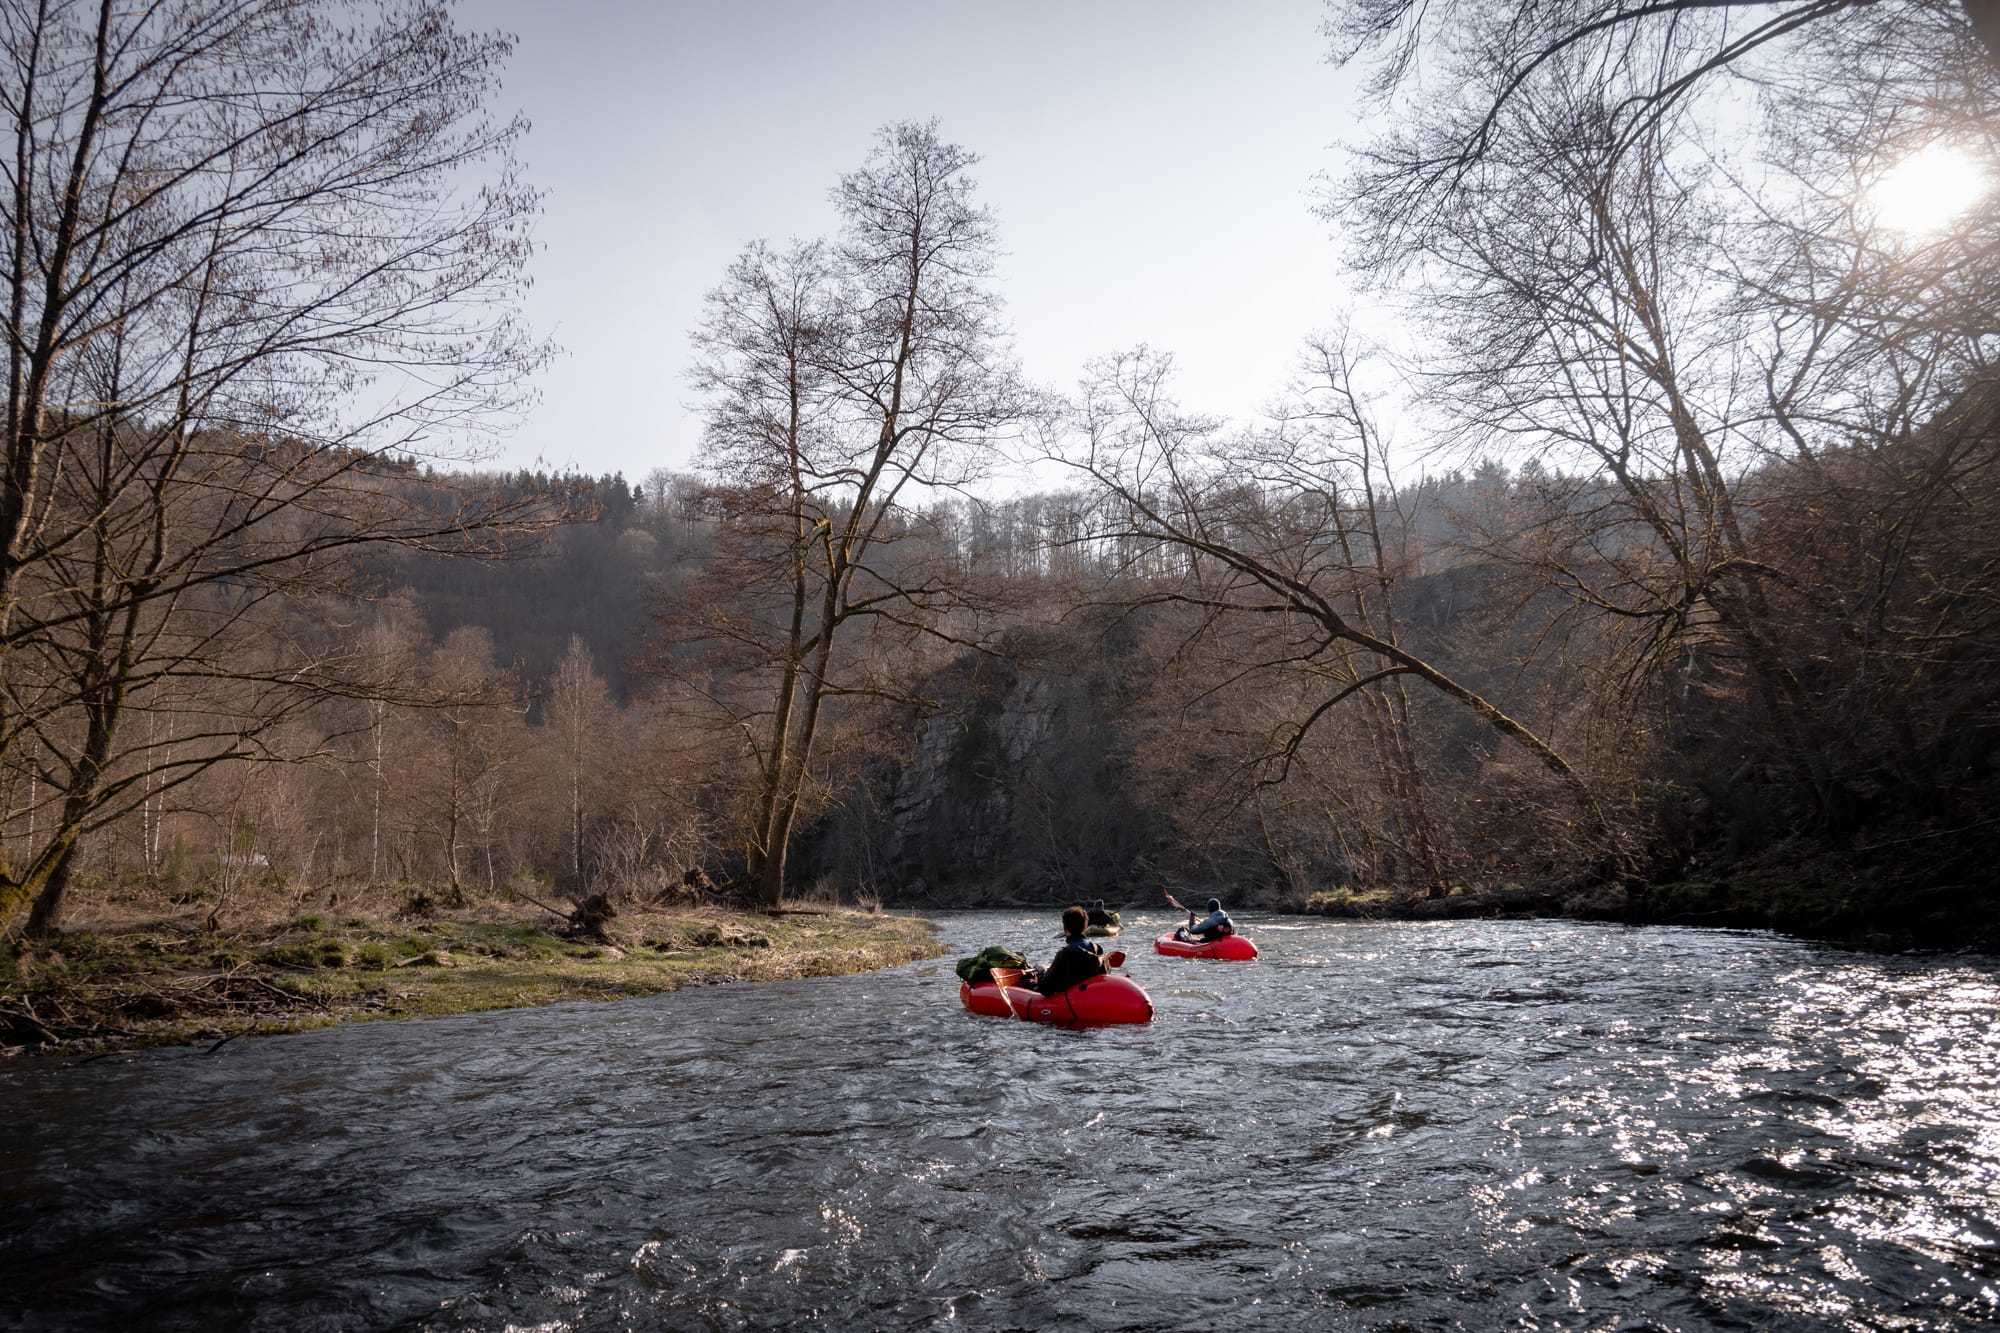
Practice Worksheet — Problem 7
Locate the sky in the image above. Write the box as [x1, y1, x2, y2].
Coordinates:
[459, 0, 1371, 488]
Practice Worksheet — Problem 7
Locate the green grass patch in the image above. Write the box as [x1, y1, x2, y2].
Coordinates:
[3, 904, 944, 1058]
[1304, 885, 1400, 914]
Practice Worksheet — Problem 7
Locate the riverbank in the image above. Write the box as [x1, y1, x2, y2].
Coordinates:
[1303, 839, 2000, 951]
[0, 900, 945, 1058]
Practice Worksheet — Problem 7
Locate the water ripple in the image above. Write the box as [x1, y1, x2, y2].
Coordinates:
[2, 915, 1998, 1330]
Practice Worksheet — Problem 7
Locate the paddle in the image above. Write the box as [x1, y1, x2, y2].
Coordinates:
[1164, 890, 1236, 949]
[981, 965, 1028, 1017]
[1104, 950, 1126, 969]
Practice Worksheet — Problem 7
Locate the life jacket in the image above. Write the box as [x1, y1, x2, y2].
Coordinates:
[1037, 936, 1106, 995]
[1186, 910, 1233, 939]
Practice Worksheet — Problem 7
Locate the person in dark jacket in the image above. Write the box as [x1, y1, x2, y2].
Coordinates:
[1175, 897, 1233, 943]
[1037, 904, 1108, 995]
[1085, 898, 1120, 929]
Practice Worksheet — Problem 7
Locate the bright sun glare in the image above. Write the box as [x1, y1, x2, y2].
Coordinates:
[1871, 143, 1992, 235]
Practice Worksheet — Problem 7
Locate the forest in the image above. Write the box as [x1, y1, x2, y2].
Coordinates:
[3, 1, 1998, 950]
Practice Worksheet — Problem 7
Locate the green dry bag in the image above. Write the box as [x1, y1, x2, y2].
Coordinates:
[954, 945, 1028, 983]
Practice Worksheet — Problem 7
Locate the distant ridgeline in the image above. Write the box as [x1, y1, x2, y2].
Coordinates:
[365, 467, 663, 702]
[373, 465, 1565, 705]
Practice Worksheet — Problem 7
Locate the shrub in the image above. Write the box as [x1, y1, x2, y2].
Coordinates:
[261, 940, 349, 969]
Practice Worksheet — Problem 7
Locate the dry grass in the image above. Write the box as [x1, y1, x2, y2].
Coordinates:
[1, 895, 944, 1059]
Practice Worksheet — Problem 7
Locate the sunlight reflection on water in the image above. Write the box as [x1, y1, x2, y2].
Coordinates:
[1, 914, 1998, 1330]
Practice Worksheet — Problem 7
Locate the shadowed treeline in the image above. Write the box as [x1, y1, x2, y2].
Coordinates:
[14, 416, 1997, 949]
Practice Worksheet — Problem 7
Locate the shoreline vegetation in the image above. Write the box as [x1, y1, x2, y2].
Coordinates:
[7, 863, 1993, 1064]
[1301, 847, 2000, 953]
[0, 891, 944, 1060]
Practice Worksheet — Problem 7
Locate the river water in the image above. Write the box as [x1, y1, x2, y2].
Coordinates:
[3, 912, 1998, 1331]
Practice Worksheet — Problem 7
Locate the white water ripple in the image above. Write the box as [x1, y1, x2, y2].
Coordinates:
[2, 913, 1998, 1331]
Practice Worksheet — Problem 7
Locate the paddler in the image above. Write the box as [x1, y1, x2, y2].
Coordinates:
[1036, 905, 1109, 995]
[1174, 897, 1234, 943]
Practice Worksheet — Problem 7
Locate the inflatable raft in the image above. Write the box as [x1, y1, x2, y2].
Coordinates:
[1083, 923, 1122, 938]
[1153, 932, 1259, 961]
[959, 968, 1154, 1027]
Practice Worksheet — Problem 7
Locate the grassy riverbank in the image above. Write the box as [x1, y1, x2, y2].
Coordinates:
[0, 898, 944, 1059]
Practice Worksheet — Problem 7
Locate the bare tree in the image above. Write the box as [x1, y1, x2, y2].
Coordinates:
[0, 1, 552, 933]
[1056, 348, 1625, 866]
[1326, 1, 1997, 216]
[1271, 332, 1452, 892]
[675, 120, 1029, 906]
[408, 626, 520, 901]
[1327, 0, 1999, 835]
[545, 634, 612, 888]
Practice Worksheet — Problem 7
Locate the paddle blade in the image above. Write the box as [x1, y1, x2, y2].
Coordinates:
[1105, 950, 1126, 969]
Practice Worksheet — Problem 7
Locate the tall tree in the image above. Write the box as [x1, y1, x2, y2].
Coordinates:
[1325, 0, 1999, 833]
[678, 120, 1027, 906]
[410, 626, 519, 901]
[1057, 349, 1625, 865]
[545, 635, 612, 888]
[0, 0, 552, 933]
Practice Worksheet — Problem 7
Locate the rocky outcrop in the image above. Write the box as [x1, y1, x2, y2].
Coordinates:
[799, 634, 1158, 903]
[878, 673, 1059, 873]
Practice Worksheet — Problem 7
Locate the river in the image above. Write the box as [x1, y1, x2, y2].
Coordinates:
[2, 912, 1998, 1331]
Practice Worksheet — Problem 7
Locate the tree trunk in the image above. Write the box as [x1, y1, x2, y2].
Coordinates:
[23, 844, 77, 938]
[370, 701, 385, 883]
